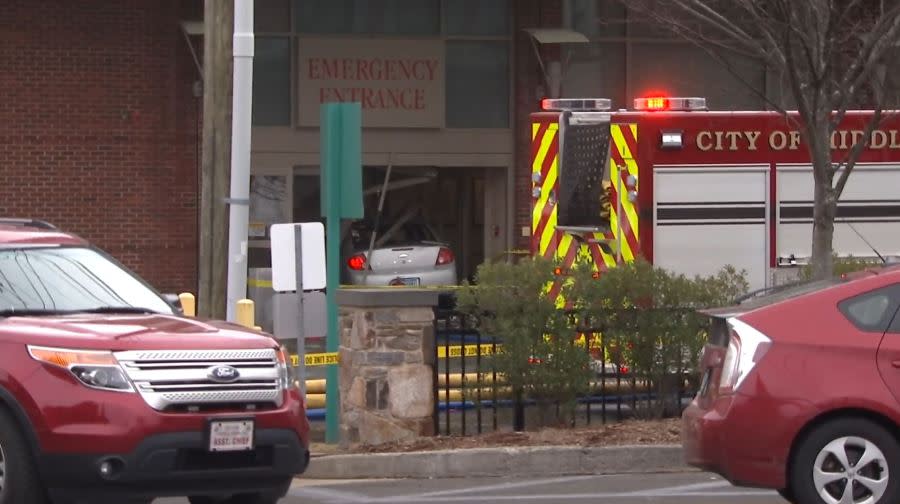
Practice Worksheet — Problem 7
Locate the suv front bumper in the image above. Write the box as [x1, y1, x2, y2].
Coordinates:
[39, 427, 309, 501]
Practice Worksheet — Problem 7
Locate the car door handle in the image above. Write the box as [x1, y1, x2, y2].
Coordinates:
[892, 360, 900, 368]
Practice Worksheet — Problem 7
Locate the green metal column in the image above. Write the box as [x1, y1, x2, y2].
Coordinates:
[320, 103, 363, 444]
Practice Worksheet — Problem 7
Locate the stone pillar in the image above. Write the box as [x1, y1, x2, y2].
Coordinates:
[336, 289, 439, 448]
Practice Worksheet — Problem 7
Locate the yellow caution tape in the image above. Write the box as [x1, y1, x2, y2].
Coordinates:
[291, 340, 612, 367]
[290, 352, 340, 367]
[290, 345, 503, 367]
[248, 280, 460, 290]
[436, 344, 501, 359]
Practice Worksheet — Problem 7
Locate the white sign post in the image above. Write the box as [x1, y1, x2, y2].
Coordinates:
[270, 223, 327, 398]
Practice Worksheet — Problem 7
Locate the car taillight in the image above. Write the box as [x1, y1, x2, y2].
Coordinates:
[347, 254, 367, 271]
[718, 318, 772, 394]
[436, 247, 454, 266]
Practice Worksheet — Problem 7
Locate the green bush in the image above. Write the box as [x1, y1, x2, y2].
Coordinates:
[569, 258, 749, 418]
[455, 256, 593, 428]
[456, 254, 750, 426]
[798, 254, 880, 280]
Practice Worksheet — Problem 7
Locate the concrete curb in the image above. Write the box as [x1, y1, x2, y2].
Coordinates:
[303, 444, 692, 479]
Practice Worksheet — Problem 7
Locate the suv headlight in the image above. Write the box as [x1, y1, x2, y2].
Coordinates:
[28, 346, 134, 392]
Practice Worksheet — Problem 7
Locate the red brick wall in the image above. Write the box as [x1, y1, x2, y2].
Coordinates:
[0, 0, 202, 294]
[513, 0, 562, 251]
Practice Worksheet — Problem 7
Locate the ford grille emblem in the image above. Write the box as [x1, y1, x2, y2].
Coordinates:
[208, 365, 240, 383]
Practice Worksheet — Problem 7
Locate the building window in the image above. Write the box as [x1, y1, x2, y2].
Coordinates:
[444, 0, 509, 36]
[294, 0, 440, 35]
[252, 37, 291, 126]
[274, 0, 511, 129]
[561, 0, 768, 110]
[446, 41, 509, 128]
[255, 0, 291, 32]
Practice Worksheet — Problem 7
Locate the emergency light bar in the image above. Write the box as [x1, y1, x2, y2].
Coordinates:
[541, 98, 612, 111]
[634, 96, 707, 112]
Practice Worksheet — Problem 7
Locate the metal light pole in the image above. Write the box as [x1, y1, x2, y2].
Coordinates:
[226, 0, 254, 322]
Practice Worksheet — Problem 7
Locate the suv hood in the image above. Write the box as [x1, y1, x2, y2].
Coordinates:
[0, 313, 278, 351]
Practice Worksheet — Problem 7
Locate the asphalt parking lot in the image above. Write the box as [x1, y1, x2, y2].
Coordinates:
[157, 471, 788, 503]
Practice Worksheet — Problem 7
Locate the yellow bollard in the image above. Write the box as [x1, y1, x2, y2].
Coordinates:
[235, 299, 255, 329]
[306, 393, 326, 409]
[305, 379, 327, 394]
[179, 293, 196, 317]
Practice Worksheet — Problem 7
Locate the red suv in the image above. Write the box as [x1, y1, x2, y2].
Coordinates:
[0, 219, 310, 504]
[683, 264, 900, 504]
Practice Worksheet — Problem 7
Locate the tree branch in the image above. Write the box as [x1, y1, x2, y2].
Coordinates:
[833, 108, 882, 199]
[622, 0, 793, 116]
[838, 5, 900, 105]
[782, 19, 816, 126]
[834, 62, 891, 199]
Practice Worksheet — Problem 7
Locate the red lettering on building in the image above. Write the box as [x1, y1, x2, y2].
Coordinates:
[306, 55, 439, 112]
[318, 87, 429, 111]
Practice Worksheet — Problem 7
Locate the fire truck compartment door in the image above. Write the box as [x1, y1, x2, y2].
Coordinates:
[777, 164, 900, 264]
[653, 166, 769, 291]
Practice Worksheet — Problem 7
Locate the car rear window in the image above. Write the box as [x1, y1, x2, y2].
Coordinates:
[350, 222, 439, 249]
[839, 283, 900, 333]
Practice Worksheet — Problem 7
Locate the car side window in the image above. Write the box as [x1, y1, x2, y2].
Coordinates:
[840, 283, 900, 333]
[890, 294, 900, 334]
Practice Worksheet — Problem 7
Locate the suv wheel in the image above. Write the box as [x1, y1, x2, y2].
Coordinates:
[0, 408, 48, 504]
[791, 418, 900, 504]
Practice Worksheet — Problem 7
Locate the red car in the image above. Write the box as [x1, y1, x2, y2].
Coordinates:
[0, 219, 310, 504]
[683, 263, 900, 504]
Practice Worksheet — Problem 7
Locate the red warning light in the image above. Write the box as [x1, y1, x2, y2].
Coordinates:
[645, 97, 669, 110]
[634, 96, 707, 111]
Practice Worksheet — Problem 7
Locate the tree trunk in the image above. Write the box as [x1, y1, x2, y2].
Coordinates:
[808, 114, 837, 281]
[811, 182, 837, 280]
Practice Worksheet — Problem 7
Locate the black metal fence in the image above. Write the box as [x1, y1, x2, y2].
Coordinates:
[432, 296, 706, 437]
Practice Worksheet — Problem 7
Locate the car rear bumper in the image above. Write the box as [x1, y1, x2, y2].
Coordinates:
[40, 428, 308, 501]
[681, 393, 789, 490]
[347, 268, 457, 286]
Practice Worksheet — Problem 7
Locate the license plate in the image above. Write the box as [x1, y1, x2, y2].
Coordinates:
[399, 277, 420, 286]
[208, 419, 254, 452]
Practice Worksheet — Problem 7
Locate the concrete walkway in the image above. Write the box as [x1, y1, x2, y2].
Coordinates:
[303, 444, 690, 479]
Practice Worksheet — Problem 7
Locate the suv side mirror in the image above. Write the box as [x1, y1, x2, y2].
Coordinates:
[162, 293, 184, 314]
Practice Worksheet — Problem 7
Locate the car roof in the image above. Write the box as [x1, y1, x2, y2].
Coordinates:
[702, 264, 900, 318]
[0, 220, 87, 247]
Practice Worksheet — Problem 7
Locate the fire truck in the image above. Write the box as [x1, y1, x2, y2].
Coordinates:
[531, 96, 900, 297]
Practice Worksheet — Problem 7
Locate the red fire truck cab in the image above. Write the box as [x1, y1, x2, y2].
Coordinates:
[530, 96, 900, 293]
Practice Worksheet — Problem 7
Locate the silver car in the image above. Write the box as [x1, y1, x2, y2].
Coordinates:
[341, 218, 458, 287]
